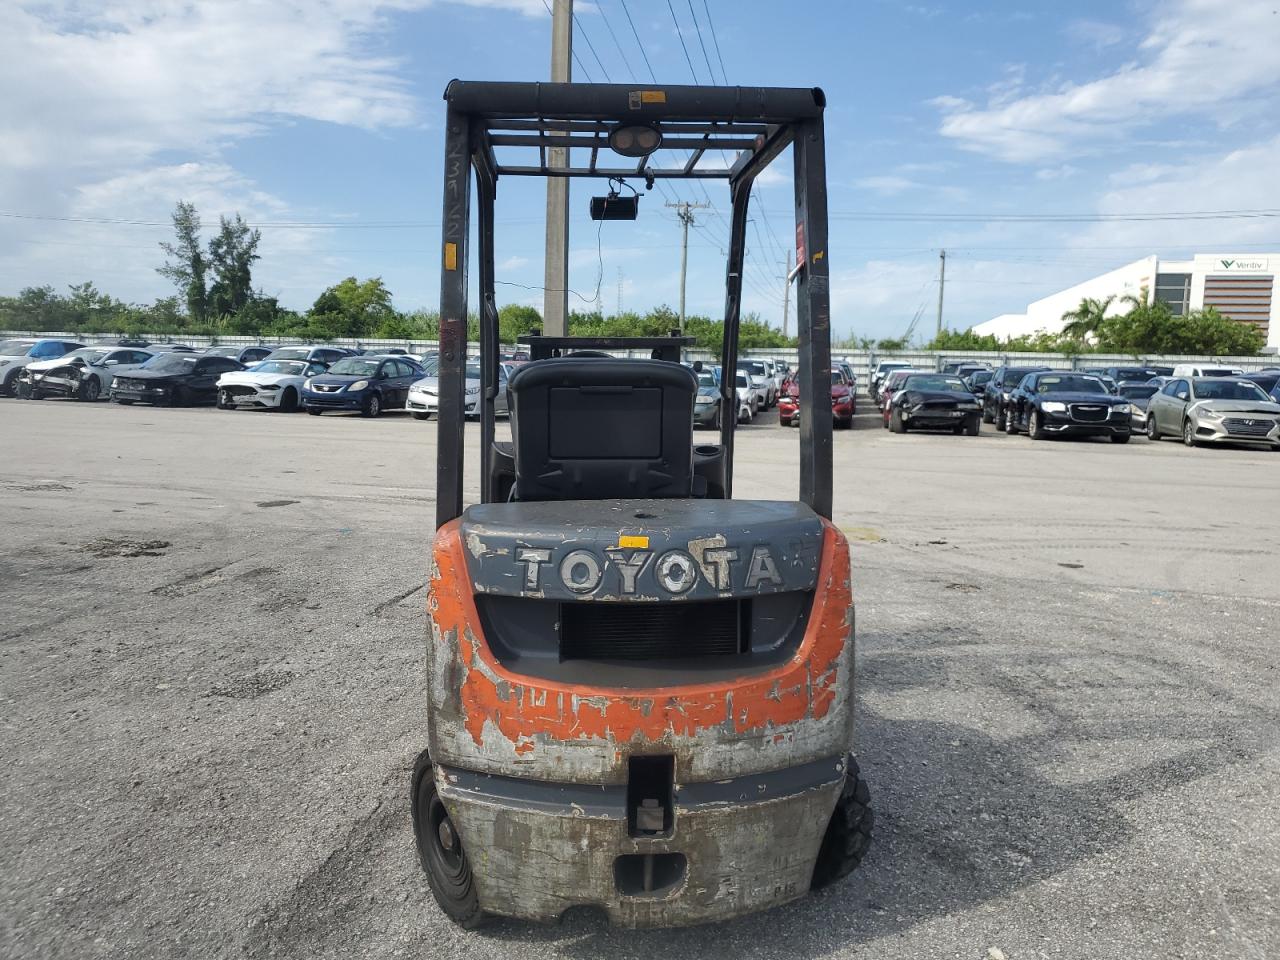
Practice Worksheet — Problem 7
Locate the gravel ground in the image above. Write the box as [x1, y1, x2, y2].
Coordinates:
[1, 398, 1277, 960]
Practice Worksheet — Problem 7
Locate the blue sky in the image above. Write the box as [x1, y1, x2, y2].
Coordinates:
[2, 0, 1279, 340]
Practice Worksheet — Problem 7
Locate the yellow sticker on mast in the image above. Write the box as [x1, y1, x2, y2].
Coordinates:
[617, 535, 650, 549]
[628, 90, 668, 109]
[444, 242, 458, 271]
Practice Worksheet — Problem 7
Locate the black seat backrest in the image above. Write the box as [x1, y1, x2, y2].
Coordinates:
[507, 357, 697, 501]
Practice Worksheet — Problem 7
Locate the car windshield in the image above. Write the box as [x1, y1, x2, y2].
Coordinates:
[735, 373, 748, 387]
[254, 361, 308, 375]
[420, 357, 439, 375]
[740, 362, 766, 375]
[143, 353, 199, 373]
[830, 371, 845, 385]
[904, 375, 967, 392]
[0, 339, 36, 355]
[1194, 380, 1270, 401]
[1199, 368, 1237, 377]
[1118, 384, 1158, 400]
[270, 348, 310, 360]
[698, 373, 717, 387]
[64, 348, 111, 363]
[327, 358, 381, 376]
[969, 371, 992, 384]
[1033, 375, 1104, 394]
[205, 346, 238, 356]
[465, 365, 482, 380]
[1113, 368, 1149, 379]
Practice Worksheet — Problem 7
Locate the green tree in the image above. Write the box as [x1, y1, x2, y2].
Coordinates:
[306, 277, 395, 338]
[207, 214, 261, 318]
[498, 304, 542, 345]
[1059, 296, 1114, 341]
[157, 201, 209, 324]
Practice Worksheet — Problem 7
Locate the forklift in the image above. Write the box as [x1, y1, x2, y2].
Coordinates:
[414, 80, 872, 928]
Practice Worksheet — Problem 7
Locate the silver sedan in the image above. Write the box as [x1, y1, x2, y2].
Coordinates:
[406, 362, 512, 420]
[1145, 377, 1280, 449]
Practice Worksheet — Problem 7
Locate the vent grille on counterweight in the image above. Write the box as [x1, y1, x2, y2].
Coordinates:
[559, 599, 747, 661]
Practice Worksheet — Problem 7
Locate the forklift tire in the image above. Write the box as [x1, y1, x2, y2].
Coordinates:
[811, 755, 874, 890]
[411, 751, 486, 929]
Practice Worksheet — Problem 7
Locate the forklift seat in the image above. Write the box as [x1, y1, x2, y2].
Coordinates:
[506, 357, 698, 501]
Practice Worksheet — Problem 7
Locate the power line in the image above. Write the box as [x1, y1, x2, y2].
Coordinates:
[700, 0, 729, 84]
[571, 7, 613, 82]
[618, 0, 658, 82]
[596, 2, 637, 79]
[685, 0, 718, 84]
[665, 0, 701, 83]
[540, 0, 595, 82]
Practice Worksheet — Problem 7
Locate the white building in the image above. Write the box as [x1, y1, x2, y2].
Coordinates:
[974, 253, 1279, 352]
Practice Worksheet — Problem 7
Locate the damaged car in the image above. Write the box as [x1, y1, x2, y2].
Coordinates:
[16, 346, 154, 401]
[216, 359, 330, 412]
[110, 353, 245, 406]
[1146, 377, 1280, 449]
[886, 373, 982, 435]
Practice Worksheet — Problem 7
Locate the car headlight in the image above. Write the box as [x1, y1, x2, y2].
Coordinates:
[261, 383, 281, 390]
[1041, 401, 1068, 413]
[1197, 408, 1222, 420]
[348, 379, 369, 391]
[465, 385, 480, 396]
[303, 378, 314, 390]
[1113, 403, 1130, 414]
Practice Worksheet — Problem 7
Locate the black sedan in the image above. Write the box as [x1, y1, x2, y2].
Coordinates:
[110, 353, 245, 406]
[1004, 371, 1132, 443]
[887, 373, 982, 435]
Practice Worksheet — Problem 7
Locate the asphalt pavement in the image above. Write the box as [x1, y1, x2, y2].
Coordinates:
[1, 398, 1277, 959]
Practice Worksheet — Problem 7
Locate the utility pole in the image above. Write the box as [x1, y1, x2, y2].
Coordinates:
[780, 257, 792, 338]
[935, 249, 946, 337]
[666, 200, 709, 331]
[542, 0, 572, 335]
[616, 266, 624, 316]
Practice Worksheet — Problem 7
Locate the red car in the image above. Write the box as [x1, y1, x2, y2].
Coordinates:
[878, 368, 926, 427]
[778, 368, 856, 428]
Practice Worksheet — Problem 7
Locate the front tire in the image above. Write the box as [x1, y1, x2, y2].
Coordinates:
[1182, 418, 1199, 447]
[280, 388, 299, 413]
[1146, 415, 1160, 441]
[362, 393, 382, 418]
[1005, 409, 1019, 434]
[1111, 433, 1131, 444]
[964, 415, 980, 437]
[13, 378, 32, 400]
[993, 404, 1007, 432]
[1027, 410, 1045, 440]
[412, 752, 486, 929]
[811, 755, 874, 890]
[80, 376, 102, 402]
[982, 400, 994, 424]
[888, 407, 906, 433]
[412, 411, 431, 421]
[306, 407, 322, 416]
[217, 388, 235, 410]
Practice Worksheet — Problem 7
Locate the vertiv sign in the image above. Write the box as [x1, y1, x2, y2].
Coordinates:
[1216, 258, 1270, 272]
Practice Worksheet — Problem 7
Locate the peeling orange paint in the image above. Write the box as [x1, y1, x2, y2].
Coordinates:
[428, 519, 852, 751]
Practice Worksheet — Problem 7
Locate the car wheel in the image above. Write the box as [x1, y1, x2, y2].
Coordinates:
[217, 388, 235, 410]
[306, 407, 322, 416]
[981, 401, 994, 424]
[964, 415, 980, 437]
[0, 371, 19, 397]
[1111, 432, 1131, 444]
[1146, 415, 1160, 441]
[412, 751, 487, 929]
[713, 405, 722, 431]
[1027, 410, 1045, 440]
[412, 411, 431, 421]
[169, 387, 186, 407]
[994, 405, 1007, 431]
[888, 408, 906, 433]
[279, 388, 298, 413]
[115, 398, 134, 405]
[13, 378, 32, 400]
[1182, 418, 1199, 447]
[1005, 409, 1019, 434]
[779, 416, 791, 427]
[80, 377, 101, 402]
[811, 755, 874, 890]
[362, 393, 382, 418]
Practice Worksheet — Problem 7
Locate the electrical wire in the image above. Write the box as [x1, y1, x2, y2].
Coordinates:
[618, 0, 659, 83]
[686, 0, 718, 85]
[700, 0, 729, 85]
[666, 0, 701, 83]
[541, 0, 596, 82]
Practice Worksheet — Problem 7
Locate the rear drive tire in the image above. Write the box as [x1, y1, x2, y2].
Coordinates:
[412, 751, 486, 929]
[811, 755, 874, 890]
[280, 388, 298, 413]
[888, 408, 906, 433]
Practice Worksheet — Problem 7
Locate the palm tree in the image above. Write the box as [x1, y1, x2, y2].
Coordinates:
[1059, 296, 1114, 341]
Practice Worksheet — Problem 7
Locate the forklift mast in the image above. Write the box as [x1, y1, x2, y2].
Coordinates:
[435, 81, 832, 527]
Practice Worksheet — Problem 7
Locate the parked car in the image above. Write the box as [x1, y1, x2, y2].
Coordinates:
[777, 368, 856, 429]
[733, 370, 758, 422]
[982, 365, 1054, 430]
[0, 338, 85, 396]
[216, 359, 330, 412]
[266, 345, 353, 365]
[1103, 366, 1163, 383]
[405, 361, 511, 421]
[877, 369, 926, 425]
[110, 353, 245, 406]
[1145, 377, 1280, 449]
[1170, 363, 1244, 378]
[963, 369, 993, 399]
[1004, 371, 1132, 443]
[1116, 381, 1160, 432]
[834, 360, 857, 393]
[870, 361, 915, 401]
[692, 370, 724, 429]
[204, 344, 273, 365]
[303, 355, 423, 417]
[885, 373, 982, 436]
[1236, 371, 1280, 395]
[737, 359, 775, 408]
[941, 361, 990, 376]
[16, 346, 154, 401]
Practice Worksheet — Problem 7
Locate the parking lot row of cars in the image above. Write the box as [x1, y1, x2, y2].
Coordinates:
[865, 358, 1280, 449]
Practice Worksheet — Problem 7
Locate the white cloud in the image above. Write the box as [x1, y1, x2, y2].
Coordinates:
[933, 0, 1280, 162]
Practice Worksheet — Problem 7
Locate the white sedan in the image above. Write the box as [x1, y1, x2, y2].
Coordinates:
[216, 359, 329, 412]
[406, 362, 512, 421]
